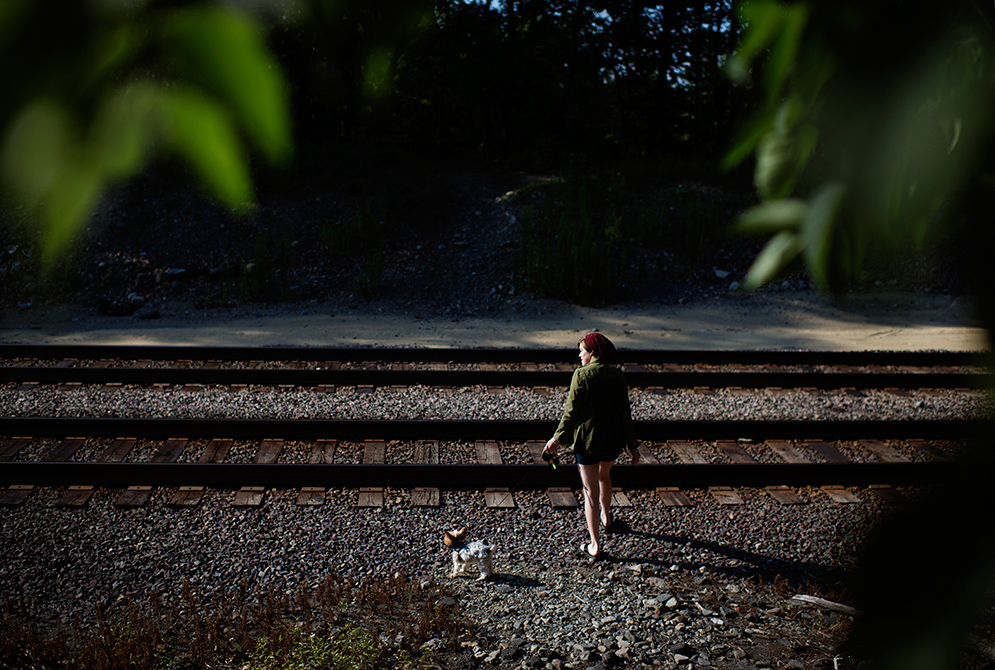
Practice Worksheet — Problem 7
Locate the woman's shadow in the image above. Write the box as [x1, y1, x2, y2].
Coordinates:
[601, 519, 840, 588]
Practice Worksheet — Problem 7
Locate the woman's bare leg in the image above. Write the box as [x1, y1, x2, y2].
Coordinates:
[578, 463, 601, 555]
[599, 461, 614, 527]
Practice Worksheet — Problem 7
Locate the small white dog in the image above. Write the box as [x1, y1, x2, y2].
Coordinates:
[444, 526, 495, 581]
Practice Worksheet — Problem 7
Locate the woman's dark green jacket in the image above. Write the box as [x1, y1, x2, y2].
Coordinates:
[552, 360, 636, 462]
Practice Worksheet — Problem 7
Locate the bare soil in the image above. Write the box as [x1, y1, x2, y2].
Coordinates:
[0, 168, 987, 351]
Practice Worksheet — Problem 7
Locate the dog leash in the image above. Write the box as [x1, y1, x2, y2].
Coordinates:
[490, 448, 562, 509]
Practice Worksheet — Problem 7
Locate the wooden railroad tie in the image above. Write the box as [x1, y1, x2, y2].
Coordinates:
[857, 439, 909, 504]
[476, 440, 514, 508]
[639, 444, 691, 507]
[804, 441, 862, 504]
[663, 440, 746, 505]
[410, 440, 441, 507]
[90, 360, 118, 393]
[117, 438, 189, 508]
[908, 439, 947, 461]
[355, 439, 385, 508]
[1, 437, 85, 507]
[0, 437, 33, 506]
[296, 439, 337, 506]
[233, 439, 284, 507]
[668, 440, 733, 505]
[0, 437, 31, 461]
[764, 439, 839, 502]
[55, 359, 79, 391]
[168, 439, 233, 507]
[716, 441, 806, 506]
[56, 437, 138, 508]
[526, 441, 578, 509]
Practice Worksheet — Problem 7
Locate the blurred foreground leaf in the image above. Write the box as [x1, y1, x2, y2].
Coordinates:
[164, 6, 291, 166]
[727, 2, 995, 668]
[727, 1, 995, 294]
[0, 1, 291, 264]
[157, 87, 252, 208]
[742, 230, 804, 288]
[734, 198, 807, 234]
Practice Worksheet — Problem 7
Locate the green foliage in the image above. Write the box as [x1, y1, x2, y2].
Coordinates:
[77, 621, 173, 670]
[164, 7, 292, 166]
[239, 226, 297, 302]
[0, 1, 291, 264]
[248, 626, 385, 670]
[515, 176, 630, 304]
[727, 3, 995, 670]
[514, 176, 749, 304]
[321, 198, 388, 298]
[1, 572, 469, 670]
[654, 183, 743, 268]
[725, 0, 995, 293]
[290, 1, 751, 164]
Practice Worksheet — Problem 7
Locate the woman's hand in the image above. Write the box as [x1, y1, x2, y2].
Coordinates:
[544, 437, 560, 454]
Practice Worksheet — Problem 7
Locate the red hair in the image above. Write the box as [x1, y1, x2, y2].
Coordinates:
[579, 333, 616, 363]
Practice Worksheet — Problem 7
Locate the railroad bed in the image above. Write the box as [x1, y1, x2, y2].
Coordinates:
[1, 345, 989, 511]
[0, 434, 980, 510]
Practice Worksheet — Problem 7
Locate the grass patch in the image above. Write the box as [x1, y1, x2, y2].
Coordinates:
[514, 175, 630, 304]
[512, 175, 751, 304]
[239, 226, 297, 302]
[1, 572, 471, 670]
[321, 198, 388, 299]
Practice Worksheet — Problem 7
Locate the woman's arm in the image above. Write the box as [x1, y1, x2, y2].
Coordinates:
[549, 369, 583, 450]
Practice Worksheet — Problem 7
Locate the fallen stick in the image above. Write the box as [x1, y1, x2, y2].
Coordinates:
[789, 594, 995, 663]
[788, 594, 860, 617]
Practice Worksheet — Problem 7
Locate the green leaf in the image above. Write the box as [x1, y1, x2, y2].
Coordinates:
[752, 98, 819, 198]
[41, 158, 103, 263]
[735, 1, 785, 69]
[722, 106, 776, 170]
[363, 46, 394, 99]
[0, 100, 107, 263]
[84, 25, 139, 90]
[743, 230, 805, 289]
[1, 99, 74, 200]
[773, 94, 804, 132]
[734, 199, 808, 234]
[164, 6, 292, 165]
[156, 87, 252, 207]
[764, 3, 808, 101]
[801, 182, 846, 287]
[754, 130, 798, 199]
[946, 117, 962, 155]
[89, 82, 159, 178]
[795, 123, 819, 167]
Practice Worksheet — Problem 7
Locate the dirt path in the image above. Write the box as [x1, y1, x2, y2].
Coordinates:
[0, 289, 986, 351]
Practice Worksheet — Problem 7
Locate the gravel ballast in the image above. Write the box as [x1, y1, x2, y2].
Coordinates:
[1, 383, 988, 669]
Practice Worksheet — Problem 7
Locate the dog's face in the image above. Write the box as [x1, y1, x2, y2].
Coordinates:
[445, 525, 494, 581]
[444, 526, 469, 548]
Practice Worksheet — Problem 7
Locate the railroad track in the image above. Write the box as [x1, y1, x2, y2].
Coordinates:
[1, 345, 992, 390]
[0, 345, 989, 509]
[0, 433, 980, 509]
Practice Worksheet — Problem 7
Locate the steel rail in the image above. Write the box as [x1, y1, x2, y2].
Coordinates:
[0, 367, 988, 390]
[0, 344, 988, 367]
[0, 417, 988, 441]
[0, 461, 965, 489]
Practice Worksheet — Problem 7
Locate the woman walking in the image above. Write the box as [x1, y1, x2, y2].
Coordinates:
[545, 333, 639, 559]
